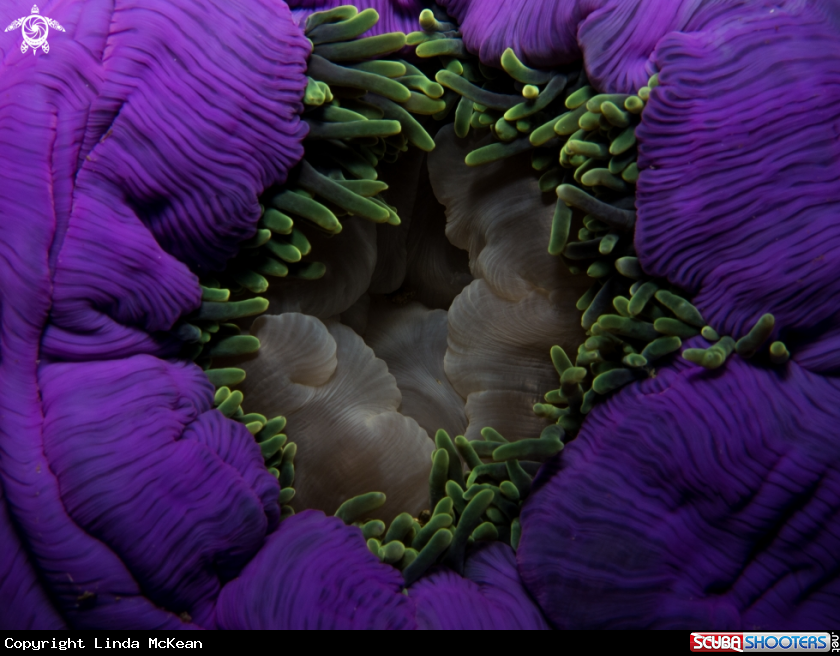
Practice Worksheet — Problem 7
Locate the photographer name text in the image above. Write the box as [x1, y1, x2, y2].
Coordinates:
[5, 638, 202, 650]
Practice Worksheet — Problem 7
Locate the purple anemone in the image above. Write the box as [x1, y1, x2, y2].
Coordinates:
[2, 0, 839, 630]
[437, 0, 840, 626]
[519, 353, 840, 629]
[1, 0, 307, 627]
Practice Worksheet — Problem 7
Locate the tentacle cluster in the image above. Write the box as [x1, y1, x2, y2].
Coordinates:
[213, 387, 296, 521]
[232, 4, 447, 286]
[333, 425, 562, 585]
[173, 2, 801, 599]
[6, 0, 838, 631]
[535, 76, 792, 431]
[262, 6, 569, 581]
[180, 5, 446, 375]
[420, 29, 793, 433]
[161, 8, 572, 581]
[171, 5, 450, 515]
[184, 3, 737, 581]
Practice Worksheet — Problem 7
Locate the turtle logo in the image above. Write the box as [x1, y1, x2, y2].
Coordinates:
[5, 5, 65, 55]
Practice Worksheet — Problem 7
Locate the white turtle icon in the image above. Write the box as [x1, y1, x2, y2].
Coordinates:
[5, 5, 65, 54]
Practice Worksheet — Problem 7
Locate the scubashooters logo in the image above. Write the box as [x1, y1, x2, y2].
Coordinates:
[690, 632, 835, 652]
[4, 5, 64, 54]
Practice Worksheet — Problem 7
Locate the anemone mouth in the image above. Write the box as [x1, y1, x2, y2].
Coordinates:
[6, 0, 832, 631]
[172, 3, 792, 586]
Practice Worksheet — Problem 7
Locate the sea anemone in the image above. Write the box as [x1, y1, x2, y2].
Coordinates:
[1, 0, 838, 630]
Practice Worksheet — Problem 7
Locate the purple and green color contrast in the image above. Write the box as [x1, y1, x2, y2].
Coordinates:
[0, 0, 838, 630]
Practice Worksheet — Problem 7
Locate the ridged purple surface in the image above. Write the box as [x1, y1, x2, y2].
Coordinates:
[37, 358, 280, 628]
[518, 352, 840, 629]
[0, 0, 542, 630]
[216, 510, 418, 629]
[409, 543, 550, 630]
[436, 0, 840, 97]
[431, 1, 840, 628]
[0, 0, 308, 629]
[3, 0, 840, 631]
[289, 0, 427, 35]
[636, 2, 840, 373]
[216, 518, 552, 630]
[435, 0, 585, 70]
[0, 484, 67, 630]
[435, 0, 840, 374]
[436, 0, 702, 92]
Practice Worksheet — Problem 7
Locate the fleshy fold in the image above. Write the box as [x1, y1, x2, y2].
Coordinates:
[216, 512, 549, 630]
[216, 511, 417, 629]
[436, 0, 840, 374]
[288, 0, 427, 35]
[0, 0, 544, 630]
[5, 0, 840, 632]
[636, 2, 840, 373]
[410, 543, 550, 630]
[0, 0, 307, 628]
[518, 353, 840, 629]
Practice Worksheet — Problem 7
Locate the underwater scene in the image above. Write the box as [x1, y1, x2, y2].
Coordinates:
[1, 0, 839, 630]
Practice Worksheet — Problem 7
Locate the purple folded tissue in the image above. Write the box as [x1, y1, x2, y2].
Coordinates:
[0, 0, 838, 630]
